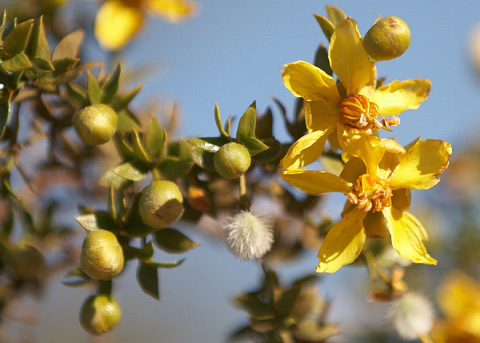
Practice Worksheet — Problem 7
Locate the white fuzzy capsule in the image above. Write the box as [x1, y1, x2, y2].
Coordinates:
[224, 211, 273, 260]
[388, 292, 434, 340]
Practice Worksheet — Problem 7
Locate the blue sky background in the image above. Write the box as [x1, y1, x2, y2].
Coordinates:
[7, 0, 480, 342]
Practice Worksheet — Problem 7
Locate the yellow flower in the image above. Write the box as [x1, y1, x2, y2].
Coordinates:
[280, 136, 451, 273]
[431, 271, 480, 343]
[94, 0, 197, 50]
[280, 18, 431, 170]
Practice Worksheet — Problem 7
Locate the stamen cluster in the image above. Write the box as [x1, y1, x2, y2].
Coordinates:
[340, 94, 399, 131]
[347, 174, 392, 212]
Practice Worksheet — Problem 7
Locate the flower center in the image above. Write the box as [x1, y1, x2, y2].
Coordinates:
[339, 94, 400, 131]
[347, 174, 392, 213]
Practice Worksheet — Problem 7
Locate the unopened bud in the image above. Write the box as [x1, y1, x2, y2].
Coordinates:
[214, 142, 251, 179]
[80, 294, 122, 335]
[80, 229, 124, 280]
[363, 16, 411, 61]
[224, 211, 273, 260]
[388, 292, 434, 340]
[73, 104, 117, 145]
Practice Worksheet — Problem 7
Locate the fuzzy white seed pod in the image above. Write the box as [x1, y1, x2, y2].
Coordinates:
[388, 292, 434, 340]
[224, 211, 273, 260]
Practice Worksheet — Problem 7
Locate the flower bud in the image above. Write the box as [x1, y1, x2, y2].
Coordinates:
[139, 180, 184, 230]
[388, 292, 434, 340]
[224, 211, 273, 260]
[80, 294, 121, 335]
[363, 16, 411, 61]
[73, 104, 117, 145]
[80, 230, 124, 280]
[214, 142, 251, 179]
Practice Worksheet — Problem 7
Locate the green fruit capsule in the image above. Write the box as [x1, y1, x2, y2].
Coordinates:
[80, 230, 124, 280]
[80, 294, 121, 335]
[73, 104, 117, 145]
[363, 16, 411, 61]
[214, 142, 251, 179]
[139, 180, 184, 230]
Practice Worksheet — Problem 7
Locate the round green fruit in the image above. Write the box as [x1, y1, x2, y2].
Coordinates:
[8, 244, 44, 279]
[80, 229, 124, 280]
[139, 180, 184, 230]
[73, 104, 117, 145]
[363, 16, 411, 61]
[214, 142, 251, 179]
[80, 294, 122, 335]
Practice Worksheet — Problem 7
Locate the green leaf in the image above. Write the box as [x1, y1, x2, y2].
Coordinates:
[241, 136, 269, 157]
[233, 293, 274, 319]
[101, 64, 121, 104]
[276, 286, 302, 317]
[112, 161, 148, 181]
[64, 83, 89, 109]
[132, 129, 152, 165]
[236, 101, 257, 141]
[214, 103, 230, 138]
[313, 14, 335, 42]
[188, 137, 228, 153]
[255, 108, 273, 140]
[74, 211, 116, 232]
[158, 157, 193, 180]
[137, 262, 160, 300]
[87, 70, 102, 104]
[52, 30, 84, 60]
[178, 137, 192, 161]
[111, 84, 143, 111]
[188, 137, 228, 171]
[32, 58, 54, 71]
[325, 5, 346, 26]
[153, 228, 199, 253]
[314, 43, 332, 76]
[3, 19, 34, 55]
[2, 52, 33, 72]
[116, 110, 142, 132]
[61, 267, 91, 287]
[25, 16, 50, 60]
[0, 99, 10, 140]
[144, 115, 166, 160]
[252, 138, 282, 164]
[112, 134, 134, 160]
[125, 193, 155, 238]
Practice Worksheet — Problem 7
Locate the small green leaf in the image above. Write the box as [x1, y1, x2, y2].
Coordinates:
[178, 137, 192, 161]
[64, 83, 89, 109]
[214, 103, 230, 138]
[132, 129, 152, 165]
[325, 5, 346, 26]
[3, 19, 34, 55]
[236, 101, 257, 141]
[158, 157, 193, 180]
[252, 138, 282, 164]
[314, 43, 332, 75]
[0, 99, 10, 140]
[241, 136, 269, 157]
[25, 16, 50, 60]
[144, 115, 166, 160]
[52, 30, 84, 60]
[188, 137, 228, 171]
[116, 110, 143, 132]
[61, 267, 91, 287]
[255, 108, 273, 140]
[74, 211, 116, 232]
[137, 262, 160, 300]
[153, 228, 199, 253]
[149, 259, 185, 268]
[112, 161, 148, 181]
[87, 70, 102, 105]
[313, 14, 335, 41]
[112, 134, 134, 160]
[188, 137, 228, 153]
[276, 286, 302, 317]
[124, 193, 155, 238]
[2, 52, 33, 72]
[111, 84, 143, 111]
[32, 57, 55, 71]
[233, 293, 274, 319]
[101, 64, 121, 104]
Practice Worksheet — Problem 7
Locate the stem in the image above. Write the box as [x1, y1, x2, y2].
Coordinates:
[238, 173, 250, 210]
[98, 280, 112, 296]
[257, 258, 269, 279]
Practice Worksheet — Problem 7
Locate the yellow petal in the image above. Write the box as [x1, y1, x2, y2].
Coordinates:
[338, 130, 385, 176]
[280, 170, 352, 195]
[364, 211, 387, 238]
[383, 206, 436, 265]
[280, 129, 330, 170]
[372, 79, 432, 116]
[388, 139, 452, 190]
[305, 98, 339, 131]
[339, 156, 365, 184]
[94, 1, 144, 51]
[282, 61, 341, 102]
[147, 0, 197, 22]
[391, 188, 411, 211]
[437, 271, 480, 336]
[329, 18, 374, 95]
[316, 207, 367, 273]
